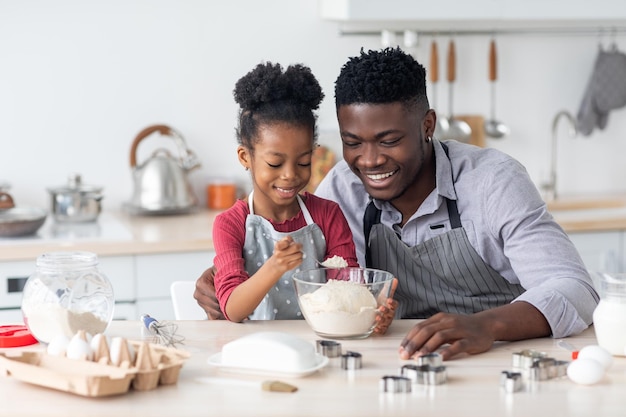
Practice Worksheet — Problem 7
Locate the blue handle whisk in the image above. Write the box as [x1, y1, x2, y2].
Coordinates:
[140, 314, 185, 347]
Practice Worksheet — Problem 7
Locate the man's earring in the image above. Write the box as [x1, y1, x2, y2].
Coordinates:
[426, 136, 432, 143]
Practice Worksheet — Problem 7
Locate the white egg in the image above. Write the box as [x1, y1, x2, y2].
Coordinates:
[89, 333, 110, 352]
[66, 333, 93, 361]
[109, 337, 136, 366]
[567, 358, 605, 385]
[46, 334, 70, 356]
[577, 345, 613, 371]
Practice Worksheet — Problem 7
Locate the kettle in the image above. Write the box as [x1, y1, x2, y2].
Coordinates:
[125, 124, 201, 215]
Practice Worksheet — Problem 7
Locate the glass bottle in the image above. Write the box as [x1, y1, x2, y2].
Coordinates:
[592, 272, 626, 356]
[21, 251, 114, 344]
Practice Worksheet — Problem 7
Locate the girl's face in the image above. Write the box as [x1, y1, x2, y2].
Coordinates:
[238, 123, 314, 222]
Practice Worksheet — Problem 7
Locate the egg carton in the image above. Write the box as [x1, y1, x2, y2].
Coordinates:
[0, 339, 190, 397]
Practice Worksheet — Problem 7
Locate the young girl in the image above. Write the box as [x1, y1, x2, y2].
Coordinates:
[212, 62, 395, 328]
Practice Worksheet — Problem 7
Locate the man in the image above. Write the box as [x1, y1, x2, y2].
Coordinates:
[195, 47, 598, 360]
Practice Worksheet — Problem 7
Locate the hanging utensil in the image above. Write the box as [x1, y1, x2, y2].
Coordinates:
[444, 40, 472, 142]
[484, 38, 510, 138]
[430, 39, 449, 139]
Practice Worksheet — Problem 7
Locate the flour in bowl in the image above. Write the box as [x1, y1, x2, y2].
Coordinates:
[320, 255, 348, 268]
[298, 279, 377, 337]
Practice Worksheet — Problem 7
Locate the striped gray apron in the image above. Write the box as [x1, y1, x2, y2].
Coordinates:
[364, 145, 524, 319]
[244, 191, 326, 320]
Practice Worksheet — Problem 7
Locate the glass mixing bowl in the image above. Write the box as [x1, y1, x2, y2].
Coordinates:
[292, 267, 394, 339]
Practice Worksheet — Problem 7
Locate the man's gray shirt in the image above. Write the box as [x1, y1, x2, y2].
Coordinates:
[315, 139, 598, 338]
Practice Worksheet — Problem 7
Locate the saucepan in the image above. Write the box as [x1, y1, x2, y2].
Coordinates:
[47, 173, 104, 223]
[0, 192, 47, 237]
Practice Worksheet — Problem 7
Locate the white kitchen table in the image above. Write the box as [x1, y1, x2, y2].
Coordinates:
[0, 319, 623, 417]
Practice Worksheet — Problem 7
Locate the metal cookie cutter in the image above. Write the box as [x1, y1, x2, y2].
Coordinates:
[380, 375, 412, 393]
[316, 340, 342, 358]
[512, 349, 547, 369]
[512, 349, 569, 380]
[400, 364, 447, 385]
[341, 351, 362, 370]
[415, 352, 443, 367]
[500, 371, 523, 393]
[529, 358, 569, 381]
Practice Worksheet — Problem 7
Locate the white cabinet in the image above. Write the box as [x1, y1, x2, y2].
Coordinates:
[568, 231, 624, 273]
[319, 0, 626, 32]
[0, 259, 34, 311]
[135, 251, 214, 321]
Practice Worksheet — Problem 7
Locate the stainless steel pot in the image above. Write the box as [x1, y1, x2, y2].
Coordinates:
[47, 173, 103, 223]
[0, 192, 47, 237]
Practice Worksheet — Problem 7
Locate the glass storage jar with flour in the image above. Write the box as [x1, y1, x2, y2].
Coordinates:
[21, 251, 114, 344]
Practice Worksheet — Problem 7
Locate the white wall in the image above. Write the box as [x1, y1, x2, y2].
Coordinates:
[1, 0, 625, 211]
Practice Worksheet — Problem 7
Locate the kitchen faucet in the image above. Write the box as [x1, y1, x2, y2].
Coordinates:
[541, 110, 578, 201]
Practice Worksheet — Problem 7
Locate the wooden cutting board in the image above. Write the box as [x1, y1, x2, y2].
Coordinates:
[455, 115, 486, 147]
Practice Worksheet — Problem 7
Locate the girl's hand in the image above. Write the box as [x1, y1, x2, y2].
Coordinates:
[373, 278, 398, 335]
[270, 236, 303, 274]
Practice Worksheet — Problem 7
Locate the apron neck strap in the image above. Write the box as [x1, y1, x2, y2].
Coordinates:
[248, 191, 313, 224]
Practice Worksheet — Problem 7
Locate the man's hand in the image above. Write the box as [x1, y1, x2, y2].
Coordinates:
[398, 301, 551, 360]
[193, 265, 224, 320]
[398, 312, 495, 360]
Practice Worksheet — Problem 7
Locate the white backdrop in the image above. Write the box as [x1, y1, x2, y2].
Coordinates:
[1, 0, 625, 211]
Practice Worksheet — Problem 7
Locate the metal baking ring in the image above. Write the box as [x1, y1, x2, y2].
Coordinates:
[415, 352, 443, 367]
[400, 364, 425, 384]
[316, 340, 342, 358]
[500, 370, 523, 393]
[379, 375, 412, 393]
[425, 366, 447, 385]
[341, 351, 362, 370]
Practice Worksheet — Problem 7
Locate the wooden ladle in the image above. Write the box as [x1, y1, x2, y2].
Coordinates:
[444, 40, 472, 142]
[430, 40, 449, 139]
[484, 39, 510, 138]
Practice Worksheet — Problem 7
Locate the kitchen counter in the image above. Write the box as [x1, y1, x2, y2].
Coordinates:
[0, 209, 220, 261]
[3, 200, 626, 262]
[548, 194, 626, 233]
[0, 319, 623, 417]
[551, 206, 626, 233]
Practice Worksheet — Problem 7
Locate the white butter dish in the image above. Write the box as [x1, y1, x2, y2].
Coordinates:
[207, 331, 328, 377]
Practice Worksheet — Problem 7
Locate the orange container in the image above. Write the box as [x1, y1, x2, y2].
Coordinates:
[206, 182, 237, 210]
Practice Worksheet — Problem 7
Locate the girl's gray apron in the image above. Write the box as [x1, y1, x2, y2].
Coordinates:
[244, 191, 326, 320]
[364, 143, 524, 318]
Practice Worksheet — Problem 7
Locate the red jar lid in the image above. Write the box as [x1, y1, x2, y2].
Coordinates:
[0, 325, 38, 348]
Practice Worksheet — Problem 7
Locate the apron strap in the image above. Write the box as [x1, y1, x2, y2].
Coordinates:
[247, 191, 313, 225]
[437, 142, 462, 229]
[446, 198, 462, 229]
[363, 200, 381, 268]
